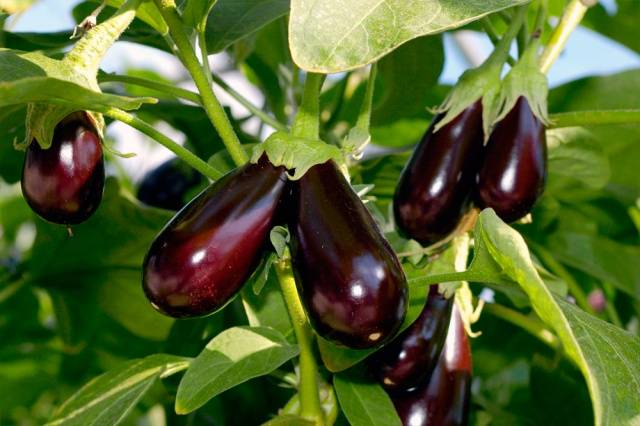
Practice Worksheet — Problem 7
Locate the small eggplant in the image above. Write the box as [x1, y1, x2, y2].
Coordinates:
[394, 102, 483, 245]
[137, 158, 203, 210]
[370, 285, 453, 391]
[143, 155, 287, 318]
[392, 305, 472, 426]
[21, 112, 105, 225]
[289, 161, 408, 349]
[475, 96, 547, 222]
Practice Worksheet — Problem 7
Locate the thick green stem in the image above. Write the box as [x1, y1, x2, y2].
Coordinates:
[548, 110, 640, 128]
[210, 74, 288, 132]
[355, 64, 376, 131]
[153, 0, 247, 166]
[539, 0, 595, 74]
[484, 303, 561, 349]
[198, 30, 213, 85]
[102, 108, 224, 180]
[292, 73, 325, 139]
[64, 0, 141, 79]
[275, 259, 324, 425]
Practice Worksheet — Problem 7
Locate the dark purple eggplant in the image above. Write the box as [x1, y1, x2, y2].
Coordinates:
[288, 160, 408, 349]
[137, 158, 203, 210]
[394, 102, 483, 245]
[369, 285, 453, 391]
[143, 155, 287, 318]
[475, 96, 547, 222]
[21, 112, 104, 225]
[392, 305, 472, 426]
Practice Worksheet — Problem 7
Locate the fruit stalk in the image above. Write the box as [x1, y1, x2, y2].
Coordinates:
[275, 258, 325, 425]
[292, 73, 325, 140]
[152, 0, 248, 166]
[539, 0, 596, 73]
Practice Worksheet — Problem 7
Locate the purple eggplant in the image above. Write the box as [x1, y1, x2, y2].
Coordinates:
[143, 155, 287, 318]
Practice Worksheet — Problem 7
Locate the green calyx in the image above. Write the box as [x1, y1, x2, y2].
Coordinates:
[433, 5, 527, 135]
[486, 38, 550, 133]
[252, 131, 345, 181]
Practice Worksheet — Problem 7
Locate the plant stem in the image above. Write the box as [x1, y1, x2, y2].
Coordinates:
[484, 303, 561, 349]
[533, 244, 595, 315]
[100, 72, 288, 131]
[481, 18, 517, 66]
[355, 64, 376, 131]
[275, 259, 324, 425]
[539, 0, 596, 73]
[547, 110, 640, 128]
[292, 73, 325, 140]
[102, 108, 224, 180]
[152, 0, 248, 166]
[210, 74, 288, 132]
[99, 73, 202, 104]
[484, 5, 527, 69]
[198, 30, 213, 85]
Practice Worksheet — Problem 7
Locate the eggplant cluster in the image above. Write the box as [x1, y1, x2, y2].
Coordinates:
[394, 97, 547, 245]
[369, 288, 472, 426]
[22, 112, 105, 225]
[142, 157, 408, 349]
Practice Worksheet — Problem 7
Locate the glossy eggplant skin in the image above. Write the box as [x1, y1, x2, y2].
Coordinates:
[370, 285, 453, 392]
[143, 156, 287, 318]
[394, 102, 483, 245]
[21, 113, 104, 225]
[137, 158, 203, 210]
[392, 305, 472, 426]
[475, 96, 547, 223]
[289, 161, 408, 349]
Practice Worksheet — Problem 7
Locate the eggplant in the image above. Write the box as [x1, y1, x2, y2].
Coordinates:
[394, 102, 483, 245]
[392, 305, 472, 426]
[289, 161, 408, 349]
[475, 96, 547, 222]
[370, 285, 453, 391]
[21, 112, 104, 225]
[142, 155, 287, 318]
[137, 158, 203, 210]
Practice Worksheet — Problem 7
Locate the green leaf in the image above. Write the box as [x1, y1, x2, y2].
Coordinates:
[289, 0, 527, 72]
[0, 105, 26, 183]
[182, 0, 218, 32]
[372, 35, 444, 125]
[546, 128, 611, 192]
[270, 226, 290, 259]
[241, 268, 293, 340]
[175, 326, 299, 414]
[476, 210, 640, 426]
[333, 367, 401, 426]
[204, 0, 289, 53]
[47, 354, 189, 426]
[262, 415, 314, 426]
[545, 232, 640, 301]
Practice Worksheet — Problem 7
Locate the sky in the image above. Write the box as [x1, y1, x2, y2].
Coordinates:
[7, 0, 640, 179]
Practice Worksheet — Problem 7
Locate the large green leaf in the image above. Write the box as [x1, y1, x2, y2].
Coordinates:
[0, 105, 26, 183]
[409, 210, 640, 426]
[289, 0, 527, 72]
[333, 367, 401, 426]
[583, 2, 640, 54]
[0, 49, 153, 110]
[47, 354, 189, 426]
[175, 326, 299, 413]
[204, 0, 289, 53]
